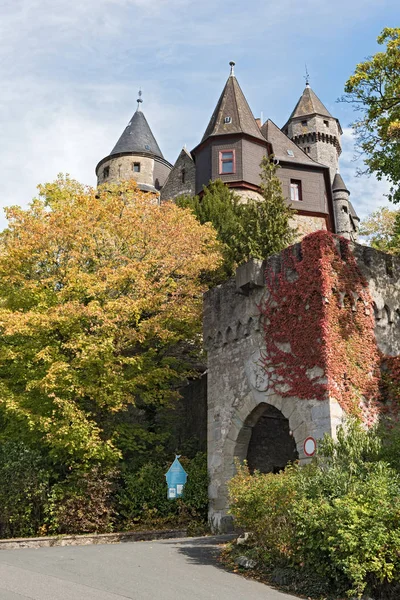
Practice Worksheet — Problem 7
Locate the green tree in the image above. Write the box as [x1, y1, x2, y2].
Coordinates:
[342, 28, 400, 203]
[360, 206, 400, 253]
[177, 156, 296, 275]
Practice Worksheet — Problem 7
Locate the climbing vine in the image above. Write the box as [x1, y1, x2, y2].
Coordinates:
[380, 356, 400, 421]
[260, 231, 381, 418]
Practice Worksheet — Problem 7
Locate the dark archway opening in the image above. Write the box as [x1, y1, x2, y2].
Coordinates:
[246, 404, 298, 473]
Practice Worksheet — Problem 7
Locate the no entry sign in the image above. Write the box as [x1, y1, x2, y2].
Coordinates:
[304, 437, 316, 457]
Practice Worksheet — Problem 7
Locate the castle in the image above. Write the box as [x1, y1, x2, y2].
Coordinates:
[95, 62, 360, 241]
[94, 64, 400, 532]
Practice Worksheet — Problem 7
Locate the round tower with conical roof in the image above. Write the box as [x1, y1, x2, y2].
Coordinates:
[95, 92, 172, 192]
[282, 82, 342, 184]
[332, 172, 360, 241]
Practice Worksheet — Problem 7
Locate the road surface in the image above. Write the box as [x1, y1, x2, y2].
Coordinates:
[0, 535, 298, 599]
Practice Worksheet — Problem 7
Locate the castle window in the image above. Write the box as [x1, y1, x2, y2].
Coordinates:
[133, 162, 141, 172]
[290, 179, 302, 202]
[302, 120, 307, 126]
[103, 166, 110, 179]
[219, 150, 235, 174]
[324, 120, 329, 127]
[181, 168, 186, 184]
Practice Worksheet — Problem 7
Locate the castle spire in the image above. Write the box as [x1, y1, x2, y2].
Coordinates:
[286, 84, 333, 121]
[200, 63, 264, 143]
[110, 102, 164, 158]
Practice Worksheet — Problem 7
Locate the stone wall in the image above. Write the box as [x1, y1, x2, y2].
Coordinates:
[204, 239, 400, 531]
[287, 115, 341, 183]
[160, 149, 196, 201]
[291, 214, 327, 238]
[97, 154, 155, 188]
[96, 154, 171, 191]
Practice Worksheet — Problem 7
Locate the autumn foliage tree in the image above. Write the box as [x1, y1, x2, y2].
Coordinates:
[0, 176, 221, 475]
[360, 206, 400, 254]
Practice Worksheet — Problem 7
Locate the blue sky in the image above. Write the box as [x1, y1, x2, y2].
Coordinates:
[1, 0, 398, 228]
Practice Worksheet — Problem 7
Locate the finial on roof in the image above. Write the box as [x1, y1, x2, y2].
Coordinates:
[137, 89, 143, 111]
[304, 64, 310, 87]
[229, 61, 235, 77]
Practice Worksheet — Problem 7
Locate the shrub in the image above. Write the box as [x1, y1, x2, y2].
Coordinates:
[116, 453, 209, 530]
[0, 441, 51, 538]
[228, 420, 400, 599]
[229, 462, 298, 565]
[46, 466, 115, 534]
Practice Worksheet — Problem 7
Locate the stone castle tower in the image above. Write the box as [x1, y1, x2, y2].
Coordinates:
[282, 80, 360, 240]
[95, 65, 360, 241]
[282, 81, 341, 183]
[95, 92, 172, 193]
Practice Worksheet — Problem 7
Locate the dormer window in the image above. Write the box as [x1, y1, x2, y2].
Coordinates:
[219, 150, 235, 174]
[287, 149, 294, 157]
[133, 162, 141, 172]
[103, 166, 110, 179]
[224, 116, 232, 124]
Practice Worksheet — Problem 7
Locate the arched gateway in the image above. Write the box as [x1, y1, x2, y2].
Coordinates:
[203, 255, 341, 532]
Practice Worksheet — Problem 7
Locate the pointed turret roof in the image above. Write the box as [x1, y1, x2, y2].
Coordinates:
[201, 62, 265, 143]
[110, 95, 164, 159]
[332, 172, 350, 194]
[288, 84, 333, 121]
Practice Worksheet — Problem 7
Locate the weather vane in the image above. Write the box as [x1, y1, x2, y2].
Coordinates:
[304, 64, 310, 87]
[229, 61, 235, 76]
[137, 89, 143, 109]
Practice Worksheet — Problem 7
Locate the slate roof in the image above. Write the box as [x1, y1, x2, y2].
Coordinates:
[261, 119, 326, 167]
[332, 173, 360, 221]
[110, 108, 164, 159]
[201, 74, 265, 143]
[332, 172, 350, 194]
[349, 201, 360, 220]
[288, 85, 334, 121]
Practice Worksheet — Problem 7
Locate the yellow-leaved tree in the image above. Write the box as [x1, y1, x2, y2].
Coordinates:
[0, 176, 221, 474]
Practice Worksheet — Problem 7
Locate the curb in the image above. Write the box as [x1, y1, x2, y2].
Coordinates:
[0, 528, 187, 550]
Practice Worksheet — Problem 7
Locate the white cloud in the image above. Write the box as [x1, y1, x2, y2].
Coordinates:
[0, 0, 398, 229]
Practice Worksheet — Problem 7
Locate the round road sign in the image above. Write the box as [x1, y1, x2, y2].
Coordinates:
[304, 437, 316, 457]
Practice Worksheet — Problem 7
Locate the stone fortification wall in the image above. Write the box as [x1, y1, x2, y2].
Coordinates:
[204, 236, 400, 531]
[352, 244, 400, 356]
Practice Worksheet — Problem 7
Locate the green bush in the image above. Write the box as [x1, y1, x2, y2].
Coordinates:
[45, 466, 115, 534]
[0, 441, 51, 538]
[228, 420, 400, 599]
[116, 453, 208, 530]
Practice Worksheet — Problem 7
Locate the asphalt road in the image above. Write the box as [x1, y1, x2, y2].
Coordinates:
[0, 535, 299, 600]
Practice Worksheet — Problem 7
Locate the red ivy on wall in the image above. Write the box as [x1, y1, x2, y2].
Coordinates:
[260, 231, 381, 418]
[380, 356, 400, 422]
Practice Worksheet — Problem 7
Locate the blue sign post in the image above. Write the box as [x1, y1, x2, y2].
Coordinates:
[165, 455, 188, 499]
